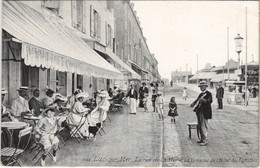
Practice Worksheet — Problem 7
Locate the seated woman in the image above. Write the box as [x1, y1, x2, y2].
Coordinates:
[88, 90, 110, 139]
[66, 92, 90, 138]
[34, 108, 64, 166]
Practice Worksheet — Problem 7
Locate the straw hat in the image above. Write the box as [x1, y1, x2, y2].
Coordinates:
[17, 86, 29, 91]
[76, 92, 89, 99]
[42, 108, 59, 117]
[1, 88, 8, 94]
[198, 81, 208, 87]
[98, 90, 109, 98]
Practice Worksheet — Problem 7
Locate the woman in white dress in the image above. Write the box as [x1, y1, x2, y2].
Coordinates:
[182, 87, 188, 100]
[88, 90, 110, 138]
[66, 92, 90, 138]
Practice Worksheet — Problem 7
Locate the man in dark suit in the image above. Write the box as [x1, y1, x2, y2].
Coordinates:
[29, 89, 44, 116]
[216, 83, 224, 109]
[191, 81, 212, 146]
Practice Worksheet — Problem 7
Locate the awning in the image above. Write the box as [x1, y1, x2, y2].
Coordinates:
[106, 49, 141, 80]
[210, 73, 237, 82]
[2, 1, 123, 79]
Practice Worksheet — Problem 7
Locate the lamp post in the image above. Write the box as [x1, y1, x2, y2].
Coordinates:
[234, 34, 244, 81]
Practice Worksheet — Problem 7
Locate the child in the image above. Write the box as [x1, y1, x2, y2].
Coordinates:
[151, 89, 157, 112]
[34, 108, 64, 166]
[182, 87, 187, 100]
[168, 96, 178, 123]
[143, 93, 149, 112]
[156, 92, 164, 121]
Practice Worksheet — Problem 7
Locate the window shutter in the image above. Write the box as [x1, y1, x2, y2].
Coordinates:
[97, 14, 101, 40]
[82, 1, 86, 33]
[105, 21, 108, 46]
[71, 0, 77, 28]
[111, 27, 114, 48]
[90, 5, 94, 37]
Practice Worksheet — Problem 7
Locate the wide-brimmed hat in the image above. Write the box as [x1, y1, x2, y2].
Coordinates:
[98, 90, 109, 98]
[198, 81, 208, 87]
[42, 108, 59, 116]
[17, 86, 29, 91]
[1, 88, 8, 94]
[76, 92, 89, 99]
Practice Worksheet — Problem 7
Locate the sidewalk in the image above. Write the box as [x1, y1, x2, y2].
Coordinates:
[175, 83, 258, 115]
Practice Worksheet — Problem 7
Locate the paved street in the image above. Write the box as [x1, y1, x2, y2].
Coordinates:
[162, 84, 259, 167]
[19, 84, 258, 167]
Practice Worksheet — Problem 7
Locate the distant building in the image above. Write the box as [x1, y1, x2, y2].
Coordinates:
[171, 70, 192, 83]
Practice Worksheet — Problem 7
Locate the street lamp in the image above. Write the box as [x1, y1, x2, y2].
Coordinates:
[234, 34, 244, 80]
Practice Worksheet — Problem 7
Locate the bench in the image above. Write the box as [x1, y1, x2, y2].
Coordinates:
[187, 122, 200, 140]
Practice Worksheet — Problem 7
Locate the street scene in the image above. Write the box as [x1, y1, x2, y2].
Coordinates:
[1, 0, 259, 167]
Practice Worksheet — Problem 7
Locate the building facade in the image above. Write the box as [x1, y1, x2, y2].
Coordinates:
[108, 0, 160, 84]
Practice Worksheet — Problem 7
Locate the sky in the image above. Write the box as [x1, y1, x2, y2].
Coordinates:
[133, 1, 259, 79]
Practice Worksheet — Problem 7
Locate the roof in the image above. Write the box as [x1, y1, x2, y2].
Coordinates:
[2, 1, 123, 79]
[189, 72, 216, 80]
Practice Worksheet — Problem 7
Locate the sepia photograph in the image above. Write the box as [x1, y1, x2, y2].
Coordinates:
[0, 0, 259, 167]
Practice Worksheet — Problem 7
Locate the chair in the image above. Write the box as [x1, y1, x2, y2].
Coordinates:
[66, 114, 87, 143]
[1, 126, 33, 166]
[30, 134, 56, 166]
[187, 122, 200, 140]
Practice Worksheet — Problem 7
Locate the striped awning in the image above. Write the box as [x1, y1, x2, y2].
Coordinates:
[2, 1, 123, 79]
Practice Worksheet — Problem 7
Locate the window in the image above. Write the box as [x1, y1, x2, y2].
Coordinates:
[43, 0, 60, 14]
[71, 0, 86, 33]
[90, 7, 101, 40]
[107, 24, 112, 47]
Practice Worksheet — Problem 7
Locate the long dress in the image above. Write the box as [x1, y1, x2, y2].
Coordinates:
[88, 99, 110, 126]
[126, 89, 138, 114]
[66, 101, 89, 137]
[139, 87, 149, 108]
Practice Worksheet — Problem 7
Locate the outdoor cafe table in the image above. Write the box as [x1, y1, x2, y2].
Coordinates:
[1, 122, 28, 147]
[23, 115, 41, 125]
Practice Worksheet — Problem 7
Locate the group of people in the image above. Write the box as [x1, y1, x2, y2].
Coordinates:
[1, 86, 111, 166]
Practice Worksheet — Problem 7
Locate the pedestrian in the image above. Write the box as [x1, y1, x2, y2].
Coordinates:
[190, 81, 212, 146]
[139, 82, 149, 108]
[151, 89, 157, 112]
[143, 93, 149, 112]
[168, 96, 178, 124]
[182, 87, 188, 100]
[156, 92, 164, 121]
[125, 84, 138, 115]
[216, 83, 224, 110]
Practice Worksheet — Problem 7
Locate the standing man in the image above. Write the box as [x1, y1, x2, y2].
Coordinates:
[191, 81, 212, 146]
[29, 89, 44, 116]
[11, 86, 30, 120]
[126, 84, 138, 115]
[139, 82, 149, 108]
[216, 83, 224, 110]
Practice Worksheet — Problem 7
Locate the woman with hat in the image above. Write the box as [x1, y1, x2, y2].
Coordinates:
[125, 84, 138, 114]
[42, 89, 56, 109]
[66, 92, 90, 138]
[34, 108, 63, 166]
[88, 90, 110, 138]
[139, 82, 149, 109]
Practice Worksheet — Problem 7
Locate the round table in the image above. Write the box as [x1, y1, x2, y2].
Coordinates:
[1, 122, 28, 147]
[23, 115, 41, 125]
